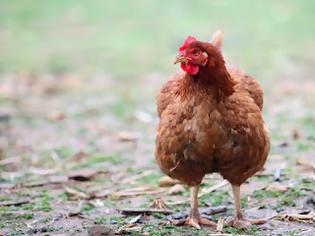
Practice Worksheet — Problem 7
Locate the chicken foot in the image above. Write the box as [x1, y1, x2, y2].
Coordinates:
[185, 185, 217, 229]
[227, 185, 266, 228]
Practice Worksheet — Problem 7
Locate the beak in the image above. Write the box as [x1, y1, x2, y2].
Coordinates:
[174, 55, 187, 64]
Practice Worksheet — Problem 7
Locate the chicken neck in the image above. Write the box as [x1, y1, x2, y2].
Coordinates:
[193, 41, 235, 97]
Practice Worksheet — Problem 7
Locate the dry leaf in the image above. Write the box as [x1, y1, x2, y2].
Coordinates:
[117, 131, 138, 142]
[150, 198, 169, 209]
[116, 224, 143, 235]
[296, 159, 315, 171]
[277, 212, 315, 224]
[216, 217, 224, 232]
[168, 184, 185, 195]
[48, 111, 65, 121]
[0, 156, 21, 166]
[0, 183, 15, 189]
[266, 183, 288, 192]
[292, 129, 300, 140]
[159, 176, 180, 187]
[127, 214, 142, 224]
[64, 186, 91, 200]
[70, 151, 87, 162]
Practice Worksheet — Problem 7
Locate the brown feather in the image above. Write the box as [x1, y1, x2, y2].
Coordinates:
[155, 41, 269, 187]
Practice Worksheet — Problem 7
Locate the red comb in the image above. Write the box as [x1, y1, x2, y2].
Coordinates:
[179, 36, 196, 52]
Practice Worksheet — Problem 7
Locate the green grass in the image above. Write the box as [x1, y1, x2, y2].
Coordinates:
[0, 0, 314, 78]
[73, 152, 124, 169]
[200, 191, 229, 207]
[253, 189, 282, 199]
[94, 215, 125, 225]
[253, 187, 306, 210]
[276, 188, 304, 208]
[225, 225, 259, 235]
[81, 203, 94, 212]
[18, 213, 34, 220]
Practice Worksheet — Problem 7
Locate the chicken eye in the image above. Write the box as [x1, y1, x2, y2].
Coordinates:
[192, 49, 199, 55]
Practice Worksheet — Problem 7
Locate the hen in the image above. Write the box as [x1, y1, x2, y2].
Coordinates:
[155, 31, 270, 229]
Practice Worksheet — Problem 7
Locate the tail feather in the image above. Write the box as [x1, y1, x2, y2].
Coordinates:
[210, 30, 223, 50]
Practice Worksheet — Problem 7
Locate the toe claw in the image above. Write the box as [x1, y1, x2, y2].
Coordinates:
[226, 216, 267, 229]
[200, 218, 217, 227]
[185, 218, 201, 229]
[185, 217, 217, 229]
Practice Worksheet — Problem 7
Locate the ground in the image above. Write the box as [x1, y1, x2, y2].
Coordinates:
[0, 1, 314, 235]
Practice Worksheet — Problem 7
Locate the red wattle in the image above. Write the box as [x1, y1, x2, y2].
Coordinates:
[181, 63, 199, 75]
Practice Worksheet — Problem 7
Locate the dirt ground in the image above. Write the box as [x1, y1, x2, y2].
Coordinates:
[0, 69, 314, 236]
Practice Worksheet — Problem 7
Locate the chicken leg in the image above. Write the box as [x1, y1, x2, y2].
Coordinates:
[185, 185, 217, 229]
[228, 185, 266, 228]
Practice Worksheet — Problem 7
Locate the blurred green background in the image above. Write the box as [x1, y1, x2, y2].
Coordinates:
[1, 0, 314, 78]
[1, 0, 315, 145]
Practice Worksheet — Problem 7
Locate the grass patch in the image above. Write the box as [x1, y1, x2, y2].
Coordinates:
[225, 225, 259, 235]
[253, 189, 282, 199]
[137, 172, 161, 185]
[52, 146, 76, 160]
[107, 99, 136, 120]
[18, 213, 34, 220]
[81, 203, 94, 212]
[200, 191, 229, 207]
[276, 188, 304, 208]
[96, 215, 125, 225]
[74, 153, 124, 169]
[142, 224, 185, 236]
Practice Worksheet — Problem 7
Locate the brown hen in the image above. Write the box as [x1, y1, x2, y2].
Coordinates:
[155, 31, 270, 229]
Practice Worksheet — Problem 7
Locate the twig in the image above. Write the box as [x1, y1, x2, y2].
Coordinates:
[120, 170, 153, 184]
[0, 156, 21, 166]
[119, 207, 173, 215]
[23, 176, 68, 188]
[200, 180, 229, 196]
[112, 186, 166, 198]
[277, 212, 315, 224]
[202, 206, 227, 215]
[64, 186, 92, 200]
[216, 217, 224, 232]
[0, 199, 31, 207]
[296, 159, 315, 171]
[29, 167, 60, 176]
